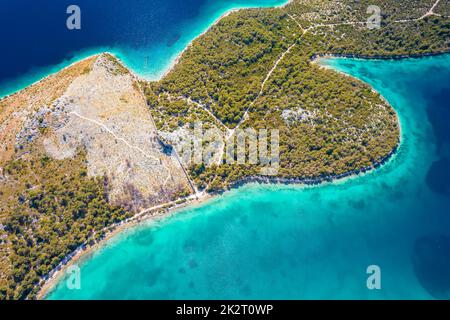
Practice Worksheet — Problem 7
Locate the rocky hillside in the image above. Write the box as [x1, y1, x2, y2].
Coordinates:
[0, 0, 447, 300]
[0, 54, 192, 299]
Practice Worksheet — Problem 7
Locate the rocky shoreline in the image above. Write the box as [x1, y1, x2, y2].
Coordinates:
[37, 137, 400, 299]
[36, 193, 206, 300]
[310, 50, 450, 63]
[227, 144, 399, 190]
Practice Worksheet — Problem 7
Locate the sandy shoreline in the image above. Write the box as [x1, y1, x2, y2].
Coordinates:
[19, 0, 443, 299]
[1, 0, 293, 101]
[36, 48, 407, 299]
[158, 9, 237, 81]
[37, 192, 212, 299]
[159, 0, 293, 80]
[2, 0, 446, 301]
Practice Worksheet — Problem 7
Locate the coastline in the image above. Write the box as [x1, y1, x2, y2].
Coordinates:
[158, 8, 237, 80]
[37, 192, 213, 300]
[38, 49, 425, 300]
[228, 145, 400, 191]
[0, 54, 102, 102]
[26, 1, 291, 299]
[18, 0, 446, 299]
[0, 0, 292, 100]
[227, 49, 450, 191]
[309, 50, 450, 64]
[34, 55, 450, 300]
[38, 111, 400, 301]
[38, 136, 400, 300]
[159, 0, 293, 80]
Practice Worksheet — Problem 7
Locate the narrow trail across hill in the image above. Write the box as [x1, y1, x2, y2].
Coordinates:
[37, 1, 448, 297]
[125, 0, 447, 212]
[70, 111, 160, 163]
[233, 0, 446, 130]
[69, 110, 181, 190]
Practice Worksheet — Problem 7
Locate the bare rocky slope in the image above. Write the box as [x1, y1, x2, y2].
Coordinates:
[0, 0, 447, 300]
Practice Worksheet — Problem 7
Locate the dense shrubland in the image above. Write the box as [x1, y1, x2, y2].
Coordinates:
[145, 0, 447, 190]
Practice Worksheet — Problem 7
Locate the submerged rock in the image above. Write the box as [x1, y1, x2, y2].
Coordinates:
[412, 235, 450, 299]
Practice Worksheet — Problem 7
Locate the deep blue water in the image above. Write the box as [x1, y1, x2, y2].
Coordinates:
[47, 55, 450, 299]
[3, 0, 449, 301]
[0, 0, 287, 97]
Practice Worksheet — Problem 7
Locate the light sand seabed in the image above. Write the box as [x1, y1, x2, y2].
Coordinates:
[38, 128, 401, 299]
[37, 192, 213, 299]
[35, 17, 405, 302]
[0, 0, 291, 100]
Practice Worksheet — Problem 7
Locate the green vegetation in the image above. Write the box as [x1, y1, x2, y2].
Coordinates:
[436, 0, 450, 16]
[154, 9, 298, 127]
[0, 0, 448, 299]
[199, 47, 399, 190]
[104, 53, 130, 75]
[0, 149, 131, 299]
[144, 90, 226, 132]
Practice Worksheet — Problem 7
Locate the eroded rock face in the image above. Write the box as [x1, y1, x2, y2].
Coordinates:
[426, 158, 450, 196]
[412, 235, 450, 299]
[1, 54, 192, 212]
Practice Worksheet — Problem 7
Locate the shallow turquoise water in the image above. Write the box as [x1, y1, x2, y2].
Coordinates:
[47, 54, 450, 299]
[0, 0, 287, 98]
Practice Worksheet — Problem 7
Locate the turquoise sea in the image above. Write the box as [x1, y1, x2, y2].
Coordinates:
[0, 0, 287, 98]
[47, 54, 450, 299]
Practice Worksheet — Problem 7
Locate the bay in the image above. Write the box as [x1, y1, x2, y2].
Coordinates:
[48, 54, 450, 299]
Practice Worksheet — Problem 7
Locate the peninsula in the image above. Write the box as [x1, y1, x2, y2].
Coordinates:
[0, 0, 448, 299]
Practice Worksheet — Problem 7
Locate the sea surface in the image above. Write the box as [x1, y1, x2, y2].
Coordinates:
[47, 54, 450, 299]
[0, 0, 287, 98]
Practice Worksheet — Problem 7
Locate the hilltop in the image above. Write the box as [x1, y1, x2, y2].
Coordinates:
[0, 0, 448, 299]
